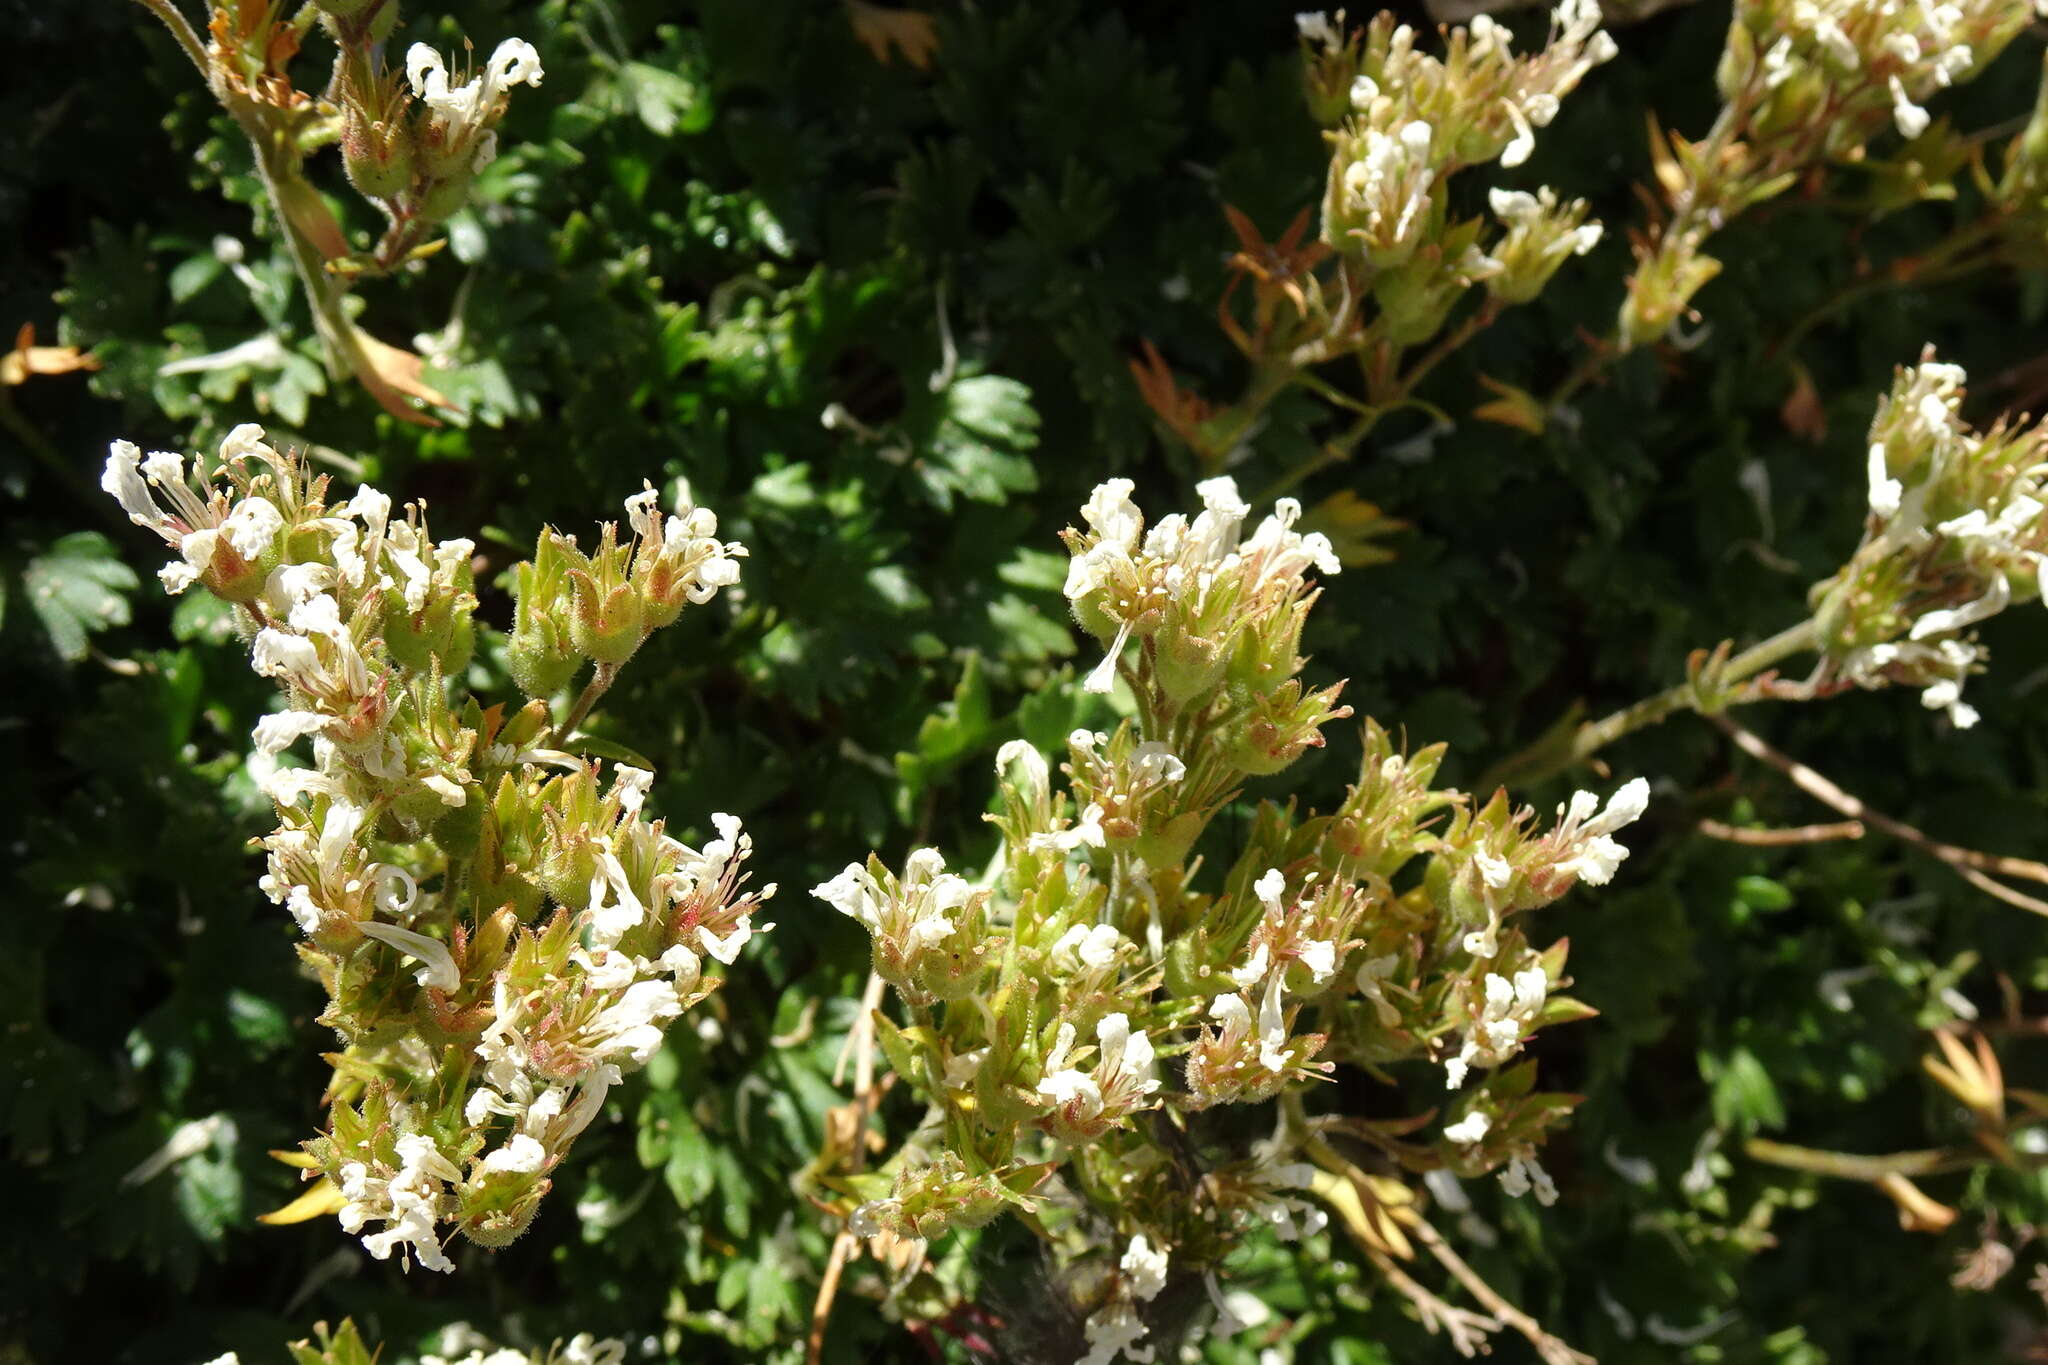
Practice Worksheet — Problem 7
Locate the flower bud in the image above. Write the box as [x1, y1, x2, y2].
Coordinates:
[510, 537, 582, 698]
[1230, 678, 1351, 777]
[568, 572, 646, 665]
[342, 103, 415, 201]
[1155, 628, 1226, 705]
[1618, 237, 1722, 350]
[418, 169, 477, 224]
[851, 1153, 1010, 1243]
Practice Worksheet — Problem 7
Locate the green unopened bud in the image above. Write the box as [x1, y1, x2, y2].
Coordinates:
[343, 107, 414, 200]
[568, 570, 646, 665]
[510, 544, 582, 698]
[851, 1153, 1010, 1243]
[418, 170, 475, 224]
[1230, 678, 1351, 776]
[1618, 239, 1722, 351]
[457, 1187, 543, 1248]
[1752, 67, 1827, 142]
[1156, 628, 1227, 705]
[1373, 255, 1464, 347]
[1133, 810, 1205, 870]
[2000, 52, 2048, 206]
[1715, 15, 1756, 105]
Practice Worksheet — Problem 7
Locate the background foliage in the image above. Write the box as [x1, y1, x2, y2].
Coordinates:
[7, 0, 2048, 1361]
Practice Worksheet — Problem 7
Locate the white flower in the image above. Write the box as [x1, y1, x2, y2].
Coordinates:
[1353, 953, 1403, 1026]
[1295, 11, 1340, 50]
[1909, 574, 2010, 641]
[1257, 972, 1291, 1073]
[1868, 443, 1903, 518]
[1489, 188, 1541, 224]
[1889, 75, 1930, 140]
[1229, 941, 1272, 990]
[122, 1113, 235, 1187]
[358, 921, 461, 992]
[699, 914, 758, 964]
[421, 774, 467, 807]
[995, 738, 1050, 795]
[1120, 1233, 1170, 1300]
[1500, 97, 1537, 168]
[1500, 1153, 1559, 1205]
[583, 979, 682, 1066]
[1550, 776, 1650, 885]
[1443, 1111, 1492, 1145]
[559, 1337, 626, 1365]
[482, 1133, 547, 1175]
[1078, 1300, 1151, 1365]
[1026, 801, 1106, 854]
[407, 38, 544, 121]
[1051, 923, 1124, 973]
[1129, 741, 1186, 787]
[253, 710, 331, 755]
[1080, 478, 1143, 549]
[1474, 850, 1513, 889]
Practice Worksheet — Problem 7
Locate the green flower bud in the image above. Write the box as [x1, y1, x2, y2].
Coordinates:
[510, 538, 583, 698]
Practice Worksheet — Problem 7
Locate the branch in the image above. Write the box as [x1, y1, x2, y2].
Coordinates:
[1408, 1216, 1596, 1365]
[1712, 714, 2048, 915]
[1364, 1244, 1501, 1358]
[130, 0, 210, 79]
[1697, 818, 1866, 846]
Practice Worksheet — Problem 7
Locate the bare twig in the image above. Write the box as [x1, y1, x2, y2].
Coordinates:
[1361, 1244, 1501, 1357]
[1409, 1216, 1596, 1365]
[833, 970, 889, 1089]
[809, 970, 890, 1365]
[1745, 1137, 1970, 1180]
[1712, 714, 2048, 914]
[1698, 817, 1866, 846]
[806, 1229, 859, 1365]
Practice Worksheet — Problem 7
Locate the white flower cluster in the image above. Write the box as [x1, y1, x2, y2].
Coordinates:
[1079, 1233, 1171, 1365]
[1064, 476, 1339, 694]
[1445, 967, 1549, 1089]
[481, 810, 764, 1069]
[1330, 0, 1616, 205]
[1037, 1012, 1161, 1124]
[1838, 354, 2048, 727]
[1235, 867, 1343, 987]
[814, 847, 971, 956]
[339, 1131, 463, 1272]
[622, 479, 747, 606]
[1334, 117, 1440, 261]
[406, 37, 545, 173]
[102, 426, 286, 595]
[422, 1334, 625, 1365]
[1442, 1109, 1559, 1204]
[1543, 777, 1652, 888]
[1755, 0, 2001, 139]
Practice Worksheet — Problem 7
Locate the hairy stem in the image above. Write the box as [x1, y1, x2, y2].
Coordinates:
[1566, 616, 1821, 766]
[130, 0, 210, 77]
[558, 661, 622, 738]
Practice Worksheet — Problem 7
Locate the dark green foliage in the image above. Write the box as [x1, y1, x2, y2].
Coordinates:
[7, 0, 2048, 1362]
